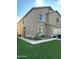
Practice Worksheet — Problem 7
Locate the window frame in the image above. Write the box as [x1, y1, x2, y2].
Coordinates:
[38, 13, 46, 22]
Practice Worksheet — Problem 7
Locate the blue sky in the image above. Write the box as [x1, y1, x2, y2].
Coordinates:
[17, 0, 61, 20]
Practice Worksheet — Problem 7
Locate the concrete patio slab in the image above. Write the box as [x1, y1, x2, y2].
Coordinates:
[18, 37, 61, 44]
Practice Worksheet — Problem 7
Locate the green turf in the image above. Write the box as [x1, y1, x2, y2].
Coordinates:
[17, 38, 61, 59]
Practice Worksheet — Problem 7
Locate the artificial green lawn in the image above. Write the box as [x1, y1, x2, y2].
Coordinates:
[17, 38, 61, 59]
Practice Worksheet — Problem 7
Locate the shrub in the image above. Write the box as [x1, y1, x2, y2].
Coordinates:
[18, 34, 21, 37]
[57, 34, 61, 39]
[34, 34, 41, 40]
[53, 36, 56, 38]
[40, 35, 48, 38]
[25, 37, 33, 39]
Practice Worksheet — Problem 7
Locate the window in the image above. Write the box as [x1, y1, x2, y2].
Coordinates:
[39, 14, 42, 20]
[39, 26, 44, 34]
[30, 27, 32, 32]
[25, 27, 29, 32]
[56, 18, 59, 22]
[38, 13, 45, 22]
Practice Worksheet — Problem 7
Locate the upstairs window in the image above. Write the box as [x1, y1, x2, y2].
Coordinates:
[25, 26, 29, 34]
[56, 18, 59, 22]
[39, 14, 42, 20]
[38, 13, 45, 22]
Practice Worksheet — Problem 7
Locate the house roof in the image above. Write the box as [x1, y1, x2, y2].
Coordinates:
[55, 11, 61, 17]
[17, 6, 61, 24]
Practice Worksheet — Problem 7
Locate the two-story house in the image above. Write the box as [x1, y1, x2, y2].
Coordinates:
[17, 6, 61, 38]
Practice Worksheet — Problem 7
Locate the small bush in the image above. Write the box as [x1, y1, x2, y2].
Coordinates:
[40, 35, 48, 38]
[57, 34, 61, 39]
[53, 36, 56, 38]
[34, 36, 41, 40]
[34, 34, 41, 40]
[25, 37, 33, 39]
[18, 34, 21, 37]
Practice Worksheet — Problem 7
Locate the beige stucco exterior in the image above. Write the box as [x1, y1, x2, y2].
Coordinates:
[17, 7, 61, 38]
[17, 20, 24, 37]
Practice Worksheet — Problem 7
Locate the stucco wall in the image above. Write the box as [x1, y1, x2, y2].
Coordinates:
[48, 12, 61, 37]
[49, 11, 61, 27]
[17, 20, 24, 37]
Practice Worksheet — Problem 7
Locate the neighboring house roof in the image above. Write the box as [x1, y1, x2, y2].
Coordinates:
[17, 6, 61, 24]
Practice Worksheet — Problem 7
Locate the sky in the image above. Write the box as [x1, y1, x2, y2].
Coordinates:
[17, 0, 61, 21]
